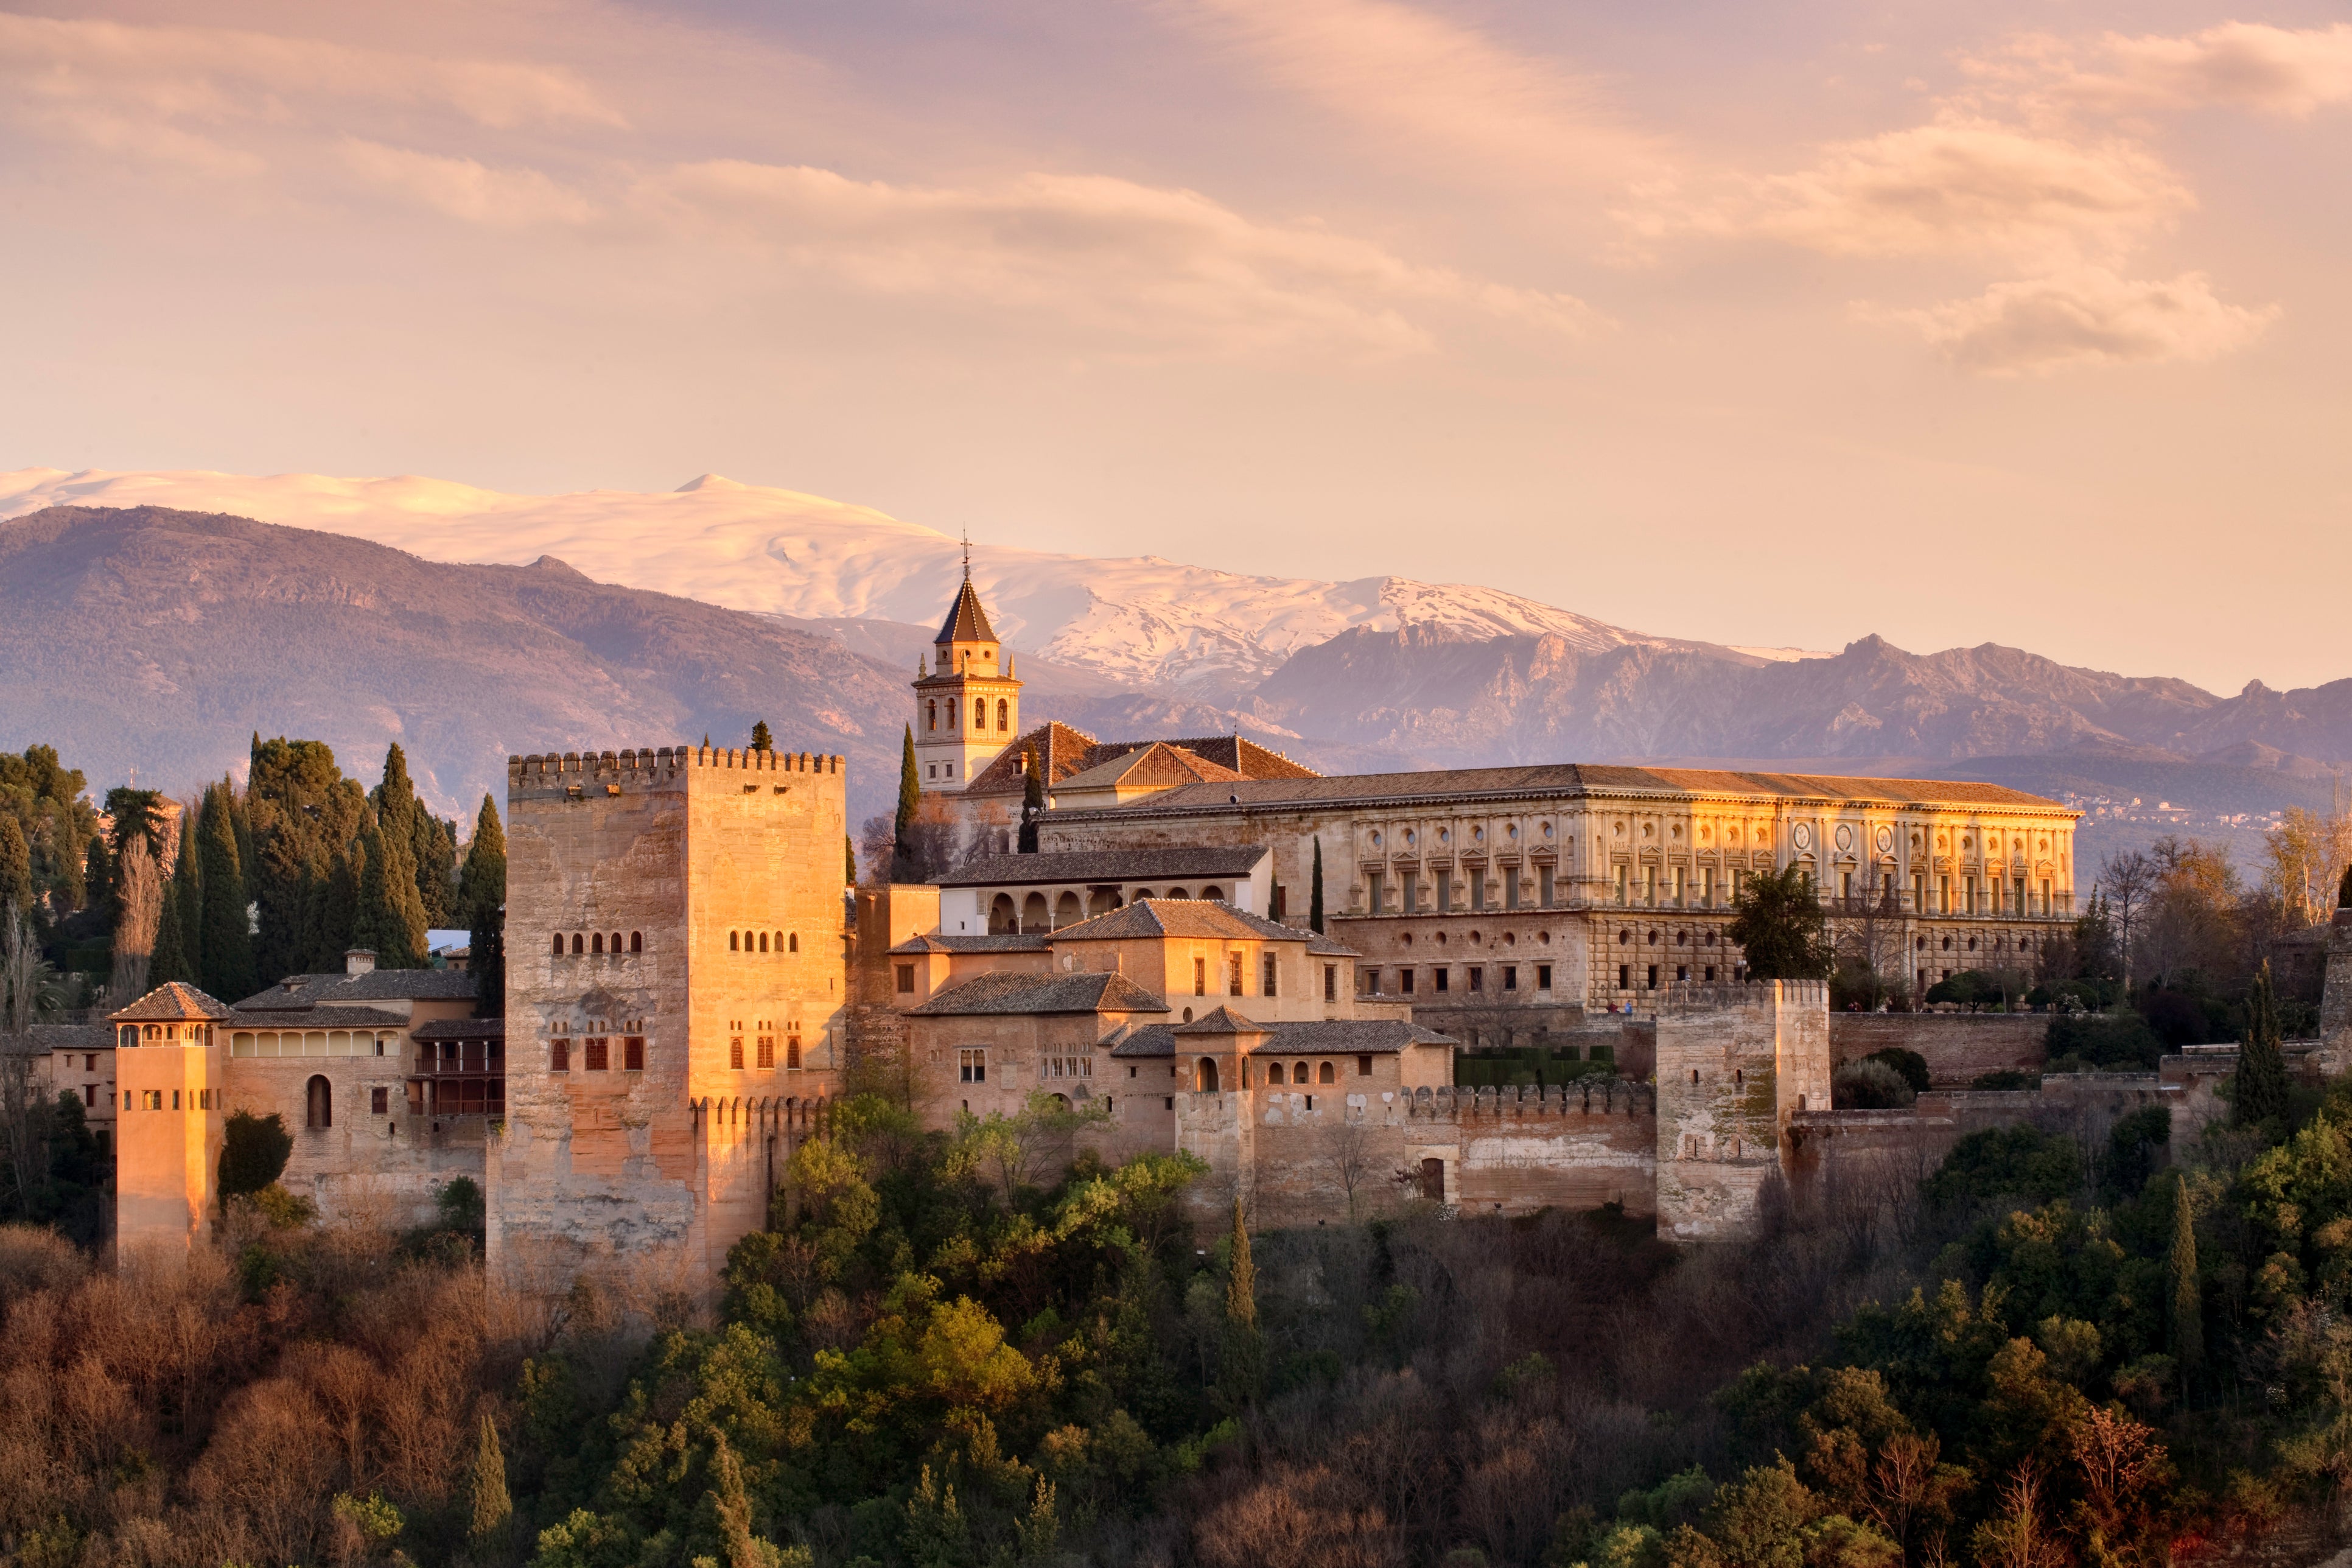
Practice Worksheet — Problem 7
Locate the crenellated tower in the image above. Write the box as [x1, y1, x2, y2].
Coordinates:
[912, 544, 1022, 793]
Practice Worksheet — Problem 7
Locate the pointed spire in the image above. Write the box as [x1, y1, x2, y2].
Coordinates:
[962, 526, 971, 581]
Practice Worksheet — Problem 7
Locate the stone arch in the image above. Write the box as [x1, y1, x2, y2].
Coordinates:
[1054, 892, 1081, 928]
[551, 933, 564, 955]
[1022, 892, 1049, 933]
[1319, 1060, 1335, 1084]
[997, 699, 1009, 730]
[592, 933, 605, 954]
[630, 931, 643, 953]
[1195, 1057, 1219, 1093]
[989, 894, 1017, 934]
[572, 933, 585, 955]
[758, 931, 769, 953]
[1200, 884, 1224, 903]
[306, 1074, 332, 1129]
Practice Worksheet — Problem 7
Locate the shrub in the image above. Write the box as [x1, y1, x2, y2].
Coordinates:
[218, 1110, 293, 1199]
[2046, 1012, 2163, 1070]
[1832, 1060, 1914, 1110]
[2101, 1105, 2171, 1199]
[1862, 1047, 1930, 1094]
[1922, 1125, 2081, 1211]
[1972, 1069, 2039, 1090]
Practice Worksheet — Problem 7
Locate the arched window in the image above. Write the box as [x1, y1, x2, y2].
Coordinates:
[757, 931, 768, 953]
[1318, 1060, 1335, 1084]
[989, 894, 1017, 934]
[974, 698, 986, 729]
[592, 933, 604, 954]
[788, 932, 799, 953]
[730, 931, 740, 951]
[1167, 887, 1188, 900]
[1196, 1057, 1219, 1092]
[1267, 1063, 1284, 1085]
[948, 699, 956, 728]
[1200, 885, 1223, 903]
[306, 1074, 332, 1129]
[552, 934, 564, 955]
[630, 931, 642, 953]
[571, 933, 584, 955]
[611, 932, 622, 954]
[997, 699, 1009, 730]
[926, 699, 937, 731]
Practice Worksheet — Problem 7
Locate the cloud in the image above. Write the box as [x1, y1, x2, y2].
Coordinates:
[337, 141, 602, 228]
[1172, 0, 1662, 189]
[0, 13, 624, 145]
[1710, 117, 2190, 265]
[1983, 23, 2352, 121]
[1881, 267, 2278, 374]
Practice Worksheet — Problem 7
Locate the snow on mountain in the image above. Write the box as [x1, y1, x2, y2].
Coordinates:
[0, 467, 1674, 695]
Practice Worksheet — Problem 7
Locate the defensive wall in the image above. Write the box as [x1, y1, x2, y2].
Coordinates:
[1827, 1012, 2046, 1084]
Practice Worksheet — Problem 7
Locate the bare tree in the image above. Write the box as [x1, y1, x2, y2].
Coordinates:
[2097, 850, 2157, 989]
[1317, 1113, 1380, 1222]
[110, 835, 161, 1002]
[1830, 880, 1908, 1007]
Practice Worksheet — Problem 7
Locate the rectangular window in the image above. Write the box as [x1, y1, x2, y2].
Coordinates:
[1640, 866, 1656, 908]
[2016, 878, 2028, 916]
[1536, 964, 1552, 991]
[1841, 870, 1853, 900]
[1965, 875, 1978, 914]
[1913, 873, 1926, 910]
[585, 1037, 609, 1071]
[895, 964, 915, 994]
[1618, 962, 1631, 990]
[1468, 965, 1483, 992]
[1401, 968, 1416, 994]
[1673, 867, 1687, 906]
[1366, 870, 1385, 912]
[371, 1087, 388, 1115]
[786, 1037, 802, 1070]
[1503, 965, 1518, 992]
[1357, 1054, 1372, 1076]
[1647, 964, 1659, 990]
[1471, 869, 1487, 909]
[1228, 953, 1244, 996]
[624, 1036, 643, 1070]
[755, 1035, 772, 1069]
[960, 1048, 986, 1083]
[1505, 869, 1522, 911]
[551, 1037, 570, 1072]
[1539, 864, 1554, 906]
[1613, 864, 1628, 905]
[1270, 884, 1286, 919]
[83, 1085, 94, 1108]
[171, 1090, 180, 1109]
[1703, 867, 1717, 908]
[731, 1036, 745, 1069]
[1194, 957, 1206, 996]
[1262, 953, 1278, 996]
[1324, 964, 1336, 1002]
[1434, 967, 1449, 993]
[2040, 878, 2052, 914]
[1434, 870, 1451, 911]
[1401, 870, 1419, 913]
[1939, 874, 1951, 913]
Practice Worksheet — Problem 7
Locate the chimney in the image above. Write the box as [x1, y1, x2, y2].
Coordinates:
[345, 948, 377, 976]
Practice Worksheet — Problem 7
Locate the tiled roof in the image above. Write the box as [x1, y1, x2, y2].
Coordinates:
[108, 982, 236, 1023]
[936, 846, 1267, 887]
[1111, 735, 1320, 780]
[934, 576, 998, 645]
[909, 970, 1171, 1017]
[410, 1017, 507, 1041]
[886, 933, 1052, 954]
[1049, 898, 1325, 945]
[1055, 763, 2068, 817]
[223, 1006, 411, 1030]
[30, 1023, 113, 1051]
[961, 726, 1320, 799]
[963, 721, 1107, 797]
[1107, 1017, 1453, 1057]
[234, 968, 477, 1010]
[1172, 1005, 1267, 1037]
[1054, 743, 1247, 795]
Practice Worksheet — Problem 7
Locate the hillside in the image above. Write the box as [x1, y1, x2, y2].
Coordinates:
[0, 505, 912, 822]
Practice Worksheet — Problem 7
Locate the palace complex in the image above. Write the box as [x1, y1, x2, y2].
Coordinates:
[69, 568, 2352, 1278]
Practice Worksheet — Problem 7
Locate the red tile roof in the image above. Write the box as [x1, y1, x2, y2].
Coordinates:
[107, 981, 236, 1023]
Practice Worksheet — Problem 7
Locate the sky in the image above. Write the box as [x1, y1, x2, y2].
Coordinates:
[2, 0, 2348, 698]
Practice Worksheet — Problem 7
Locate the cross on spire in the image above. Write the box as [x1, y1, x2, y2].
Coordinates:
[961, 527, 971, 580]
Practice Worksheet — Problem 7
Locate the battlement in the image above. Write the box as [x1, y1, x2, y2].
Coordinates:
[1402, 1079, 1654, 1119]
[1662, 980, 1829, 1013]
[508, 746, 844, 780]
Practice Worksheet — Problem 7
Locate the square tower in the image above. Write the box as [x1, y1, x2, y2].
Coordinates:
[490, 743, 848, 1288]
[1653, 980, 1830, 1243]
[913, 569, 1022, 792]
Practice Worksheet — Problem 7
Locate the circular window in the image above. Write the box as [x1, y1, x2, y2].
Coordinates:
[1676, 931, 1688, 946]
[1371, 831, 1382, 847]
[1475, 825, 1486, 842]
[1968, 937, 1979, 952]
[1405, 829, 1416, 847]
[1504, 931, 1516, 946]
[1433, 930, 1447, 946]
[1538, 930, 1551, 943]
[1619, 929, 1632, 945]
[1706, 933, 1718, 947]
[1508, 824, 1520, 840]
[1648, 930, 1661, 945]
[1542, 822, 1554, 839]
[1399, 931, 1413, 947]
[1468, 929, 1482, 944]
[1835, 823, 1854, 852]
[1612, 821, 1625, 837]
[1642, 822, 1654, 838]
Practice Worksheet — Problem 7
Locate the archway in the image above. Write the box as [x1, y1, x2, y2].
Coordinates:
[306, 1074, 332, 1129]
[1022, 892, 1049, 933]
[989, 894, 1018, 934]
[1054, 892, 1082, 928]
[1195, 1057, 1219, 1093]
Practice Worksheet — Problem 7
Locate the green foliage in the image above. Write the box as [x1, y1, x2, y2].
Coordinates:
[354, 822, 429, 968]
[197, 780, 256, 1002]
[2100, 1107, 2171, 1200]
[750, 721, 773, 752]
[1726, 864, 1832, 981]
[1310, 837, 1325, 934]
[894, 726, 920, 880]
[1018, 749, 1044, 853]
[2235, 960, 2290, 1127]
[1923, 968, 2031, 1009]
[217, 1109, 293, 1198]
[459, 795, 507, 920]
[2166, 1175, 2203, 1385]
[247, 737, 369, 982]
[1972, 1069, 2039, 1090]
[332, 1491, 404, 1546]
[2045, 1010, 2164, 1071]
[1831, 1060, 1914, 1110]
[472, 1412, 513, 1541]
[1921, 1125, 2081, 1214]
[471, 896, 505, 1020]
[0, 746, 100, 918]
[1862, 1048, 1930, 1094]
[1219, 1198, 1262, 1412]
[0, 815, 29, 916]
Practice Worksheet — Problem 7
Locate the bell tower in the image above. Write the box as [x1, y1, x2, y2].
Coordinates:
[913, 539, 1021, 793]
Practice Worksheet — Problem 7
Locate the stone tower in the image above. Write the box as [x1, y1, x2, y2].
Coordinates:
[107, 982, 233, 1255]
[912, 550, 1021, 793]
[488, 743, 849, 1288]
[1653, 980, 1830, 1243]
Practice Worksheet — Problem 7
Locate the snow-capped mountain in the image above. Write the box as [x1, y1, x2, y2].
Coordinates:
[0, 467, 1775, 696]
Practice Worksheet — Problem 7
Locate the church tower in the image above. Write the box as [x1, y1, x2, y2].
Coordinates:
[912, 546, 1021, 793]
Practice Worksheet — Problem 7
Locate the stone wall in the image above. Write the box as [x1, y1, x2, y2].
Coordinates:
[1829, 1013, 2047, 1084]
[1654, 982, 1830, 1244]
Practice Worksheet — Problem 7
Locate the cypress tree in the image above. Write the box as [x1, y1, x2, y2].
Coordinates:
[845, 834, 856, 886]
[354, 824, 428, 968]
[1219, 1195, 1263, 1410]
[172, 804, 203, 987]
[149, 860, 191, 989]
[1310, 838, 1325, 934]
[309, 844, 363, 973]
[2169, 1174, 2203, 1390]
[83, 834, 112, 926]
[0, 816, 29, 917]
[1018, 748, 1044, 853]
[469, 899, 505, 1020]
[411, 810, 457, 928]
[197, 782, 257, 1002]
[2236, 959, 2289, 1127]
[893, 724, 920, 880]
[457, 796, 506, 920]
[468, 1412, 511, 1541]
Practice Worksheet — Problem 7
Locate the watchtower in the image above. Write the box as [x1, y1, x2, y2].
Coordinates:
[108, 982, 234, 1255]
[1653, 980, 1830, 1242]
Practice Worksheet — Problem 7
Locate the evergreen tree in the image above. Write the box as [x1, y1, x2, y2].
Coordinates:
[411, 810, 458, 929]
[197, 782, 256, 1002]
[468, 1411, 512, 1541]
[1219, 1195, 1263, 1411]
[458, 796, 506, 920]
[169, 805, 204, 987]
[0, 816, 29, 917]
[1726, 864, 1834, 980]
[1310, 838, 1325, 934]
[1018, 748, 1043, 853]
[750, 720, 773, 752]
[82, 834, 112, 926]
[469, 898, 505, 1020]
[353, 824, 428, 968]
[894, 725, 921, 880]
[248, 737, 367, 981]
[149, 861, 191, 989]
[2168, 1174, 2203, 1390]
[305, 845, 363, 973]
[371, 742, 453, 929]
[2235, 959, 2290, 1127]
[845, 835, 856, 886]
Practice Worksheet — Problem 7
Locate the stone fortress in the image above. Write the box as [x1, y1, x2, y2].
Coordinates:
[77, 567, 2352, 1273]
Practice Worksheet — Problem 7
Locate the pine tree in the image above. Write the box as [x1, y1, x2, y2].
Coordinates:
[750, 720, 773, 752]
[1727, 863, 1834, 979]
[197, 782, 257, 1002]
[1309, 838, 1325, 934]
[354, 824, 428, 968]
[458, 796, 506, 920]
[1219, 1195, 1263, 1411]
[468, 1411, 511, 1541]
[894, 725, 921, 881]
[0, 816, 29, 917]
[2236, 959, 2289, 1127]
[1018, 748, 1043, 853]
[2169, 1174, 2203, 1391]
